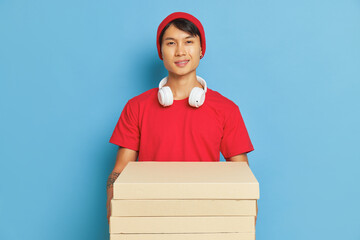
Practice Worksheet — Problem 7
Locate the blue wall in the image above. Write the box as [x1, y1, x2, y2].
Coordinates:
[1, 0, 359, 239]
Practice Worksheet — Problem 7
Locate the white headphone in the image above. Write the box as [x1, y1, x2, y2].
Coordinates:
[158, 75, 208, 108]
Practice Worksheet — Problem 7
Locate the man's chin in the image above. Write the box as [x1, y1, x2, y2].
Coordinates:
[168, 69, 197, 78]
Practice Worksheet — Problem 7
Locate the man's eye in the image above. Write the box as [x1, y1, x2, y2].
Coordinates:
[167, 42, 175, 45]
[186, 41, 193, 44]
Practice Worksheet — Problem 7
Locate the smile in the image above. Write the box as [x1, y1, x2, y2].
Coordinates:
[174, 60, 190, 67]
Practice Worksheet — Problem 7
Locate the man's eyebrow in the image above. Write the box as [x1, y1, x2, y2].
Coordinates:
[164, 36, 195, 41]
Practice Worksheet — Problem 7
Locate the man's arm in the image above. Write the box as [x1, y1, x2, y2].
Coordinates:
[226, 153, 249, 166]
[106, 147, 138, 223]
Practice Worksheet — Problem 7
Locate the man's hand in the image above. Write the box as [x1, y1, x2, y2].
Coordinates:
[255, 201, 258, 225]
[106, 147, 138, 224]
[106, 172, 120, 224]
[227, 153, 257, 225]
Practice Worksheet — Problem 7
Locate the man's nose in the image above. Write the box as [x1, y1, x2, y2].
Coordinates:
[175, 44, 186, 56]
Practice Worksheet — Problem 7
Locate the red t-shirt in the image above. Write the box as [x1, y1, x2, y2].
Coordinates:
[109, 88, 254, 161]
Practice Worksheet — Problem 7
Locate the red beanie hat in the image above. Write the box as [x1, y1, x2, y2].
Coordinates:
[156, 12, 206, 60]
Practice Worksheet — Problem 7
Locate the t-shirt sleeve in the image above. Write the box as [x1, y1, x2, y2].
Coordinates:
[220, 105, 254, 159]
[109, 100, 140, 151]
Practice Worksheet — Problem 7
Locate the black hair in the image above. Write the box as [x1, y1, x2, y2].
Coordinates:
[159, 18, 202, 49]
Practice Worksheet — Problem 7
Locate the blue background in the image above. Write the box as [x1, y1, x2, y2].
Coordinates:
[1, 0, 359, 239]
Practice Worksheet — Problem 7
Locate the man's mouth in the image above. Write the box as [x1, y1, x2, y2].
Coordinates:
[174, 60, 190, 67]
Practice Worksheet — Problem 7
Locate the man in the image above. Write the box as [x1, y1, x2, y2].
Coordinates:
[106, 12, 254, 222]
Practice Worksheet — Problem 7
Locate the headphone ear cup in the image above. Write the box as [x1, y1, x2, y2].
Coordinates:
[158, 86, 173, 107]
[189, 87, 206, 108]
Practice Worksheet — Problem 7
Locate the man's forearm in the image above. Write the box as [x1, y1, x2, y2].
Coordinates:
[107, 171, 121, 190]
[227, 153, 249, 166]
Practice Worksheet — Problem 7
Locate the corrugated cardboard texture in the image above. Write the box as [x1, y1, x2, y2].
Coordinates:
[114, 162, 259, 199]
[111, 199, 257, 216]
[110, 232, 255, 240]
[109, 216, 255, 233]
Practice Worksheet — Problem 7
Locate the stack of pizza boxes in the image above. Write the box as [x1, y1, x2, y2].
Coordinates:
[109, 161, 259, 240]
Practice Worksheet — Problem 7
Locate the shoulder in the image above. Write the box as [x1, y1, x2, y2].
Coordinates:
[206, 88, 239, 111]
[127, 88, 158, 106]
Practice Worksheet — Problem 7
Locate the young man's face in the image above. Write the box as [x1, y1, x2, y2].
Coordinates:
[161, 24, 202, 78]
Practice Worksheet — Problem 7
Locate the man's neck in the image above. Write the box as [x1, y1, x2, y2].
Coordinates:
[165, 71, 203, 100]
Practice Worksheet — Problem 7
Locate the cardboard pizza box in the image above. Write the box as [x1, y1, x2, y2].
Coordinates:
[110, 232, 255, 240]
[109, 216, 255, 234]
[111, 199, 257, 216]
[113, 162, 259, 200]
